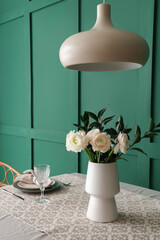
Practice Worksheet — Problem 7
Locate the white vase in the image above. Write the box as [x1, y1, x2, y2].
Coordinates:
[85, 161, 120, 222]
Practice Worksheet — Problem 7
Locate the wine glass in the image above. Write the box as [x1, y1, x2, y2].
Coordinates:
[34, 164, 50, 203]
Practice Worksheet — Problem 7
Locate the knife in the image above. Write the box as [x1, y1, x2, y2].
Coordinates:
[2, 188, 24, 200]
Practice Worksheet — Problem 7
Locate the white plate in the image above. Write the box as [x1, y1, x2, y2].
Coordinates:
[17, 180, 55, 189]
[13, 180, 60, 193]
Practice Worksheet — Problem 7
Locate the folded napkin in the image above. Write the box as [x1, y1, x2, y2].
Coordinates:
[15, 169, 53, 188]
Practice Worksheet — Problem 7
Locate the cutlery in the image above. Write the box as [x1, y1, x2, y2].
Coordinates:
[59, 181, 72, 186]
[52, 179, 72, 186]
[2, 188, 24, 200]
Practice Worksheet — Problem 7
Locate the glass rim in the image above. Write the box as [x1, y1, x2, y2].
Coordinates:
[34, 164, 50, 168]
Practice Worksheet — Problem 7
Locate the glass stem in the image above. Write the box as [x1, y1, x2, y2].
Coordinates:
[40, 185, 45, 200]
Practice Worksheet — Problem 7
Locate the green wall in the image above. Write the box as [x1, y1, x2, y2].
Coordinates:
[0, 0, 160, 190]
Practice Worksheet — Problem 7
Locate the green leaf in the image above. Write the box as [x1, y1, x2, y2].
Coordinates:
[105, 128, 117, 136]
[153, 129, 160, 133]
[149, 118, 155, 132]
[119, 115, 124, 130]
[85, 147, 95, 162]
[84, 111, 89, 121]
[116, 115, 124, 133]
[130, 148, 148, 156]
[84, 120, 89, 128]
[156, 122, 160, 128]
[123, 128, 132, 134]
[143, 132, 158, 138]
[83, 112, 89, 127]
[101, 116, 115, 126]
[80, 115, 84, 122]
[86, 112, 98, 121]
[89, 122, 101, 129]
[73, 124, 86, 132]
[98, 105, 108, 121]
[133, 125, 141, 144]
[101, 119, 112, 127]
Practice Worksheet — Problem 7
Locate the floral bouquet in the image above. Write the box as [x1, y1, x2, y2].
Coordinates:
[66, 105, 160, 163]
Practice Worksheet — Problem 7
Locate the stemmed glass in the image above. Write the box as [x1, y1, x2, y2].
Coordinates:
[34, 164, 50, 203]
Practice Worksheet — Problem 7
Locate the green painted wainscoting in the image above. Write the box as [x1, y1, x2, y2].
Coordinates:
[0, 0, 160, 190]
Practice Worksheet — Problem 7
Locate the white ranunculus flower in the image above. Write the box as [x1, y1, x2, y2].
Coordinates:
[114, 132, 129, 154]
[66, 130, 88, 153]
[86, 129, 100, 142]
[90, 132, 111, 153]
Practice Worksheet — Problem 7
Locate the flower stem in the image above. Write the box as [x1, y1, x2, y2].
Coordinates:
[105, 146, 116, 163]
[85, 147, 94, 162]
[117, 143, 134, 159]
[96, 151, 101, 163]
[98, 151, 101, 163]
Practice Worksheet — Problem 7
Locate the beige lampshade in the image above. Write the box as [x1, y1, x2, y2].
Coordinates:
[59, 4, 149, 72]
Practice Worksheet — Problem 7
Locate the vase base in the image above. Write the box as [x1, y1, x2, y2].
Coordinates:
[87, 196, 118, 223]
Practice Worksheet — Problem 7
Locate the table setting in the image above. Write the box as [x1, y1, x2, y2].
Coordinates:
[0, 172, 160, 240]
[12, 165, 61, 199]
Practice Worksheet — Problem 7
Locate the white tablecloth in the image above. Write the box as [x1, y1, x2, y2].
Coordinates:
[0, 173, 160, 240]
[0, 210, 50, 240]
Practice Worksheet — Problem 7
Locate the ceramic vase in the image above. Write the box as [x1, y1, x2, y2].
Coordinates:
[85, 161, 120, 222]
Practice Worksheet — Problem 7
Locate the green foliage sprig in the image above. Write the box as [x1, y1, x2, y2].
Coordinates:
[73, 105, 160, 163]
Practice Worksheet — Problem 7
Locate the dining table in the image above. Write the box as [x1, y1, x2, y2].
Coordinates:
[0, 173, 160, 240]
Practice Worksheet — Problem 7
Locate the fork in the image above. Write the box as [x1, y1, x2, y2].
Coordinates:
[52, 179, 72, 186]
[58, 180, 72, 186]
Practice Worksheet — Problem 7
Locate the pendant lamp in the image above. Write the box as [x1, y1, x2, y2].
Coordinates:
[59, 1, 149, 72]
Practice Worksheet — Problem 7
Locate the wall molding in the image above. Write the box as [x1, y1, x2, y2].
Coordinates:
[0, 8, 24, 25]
